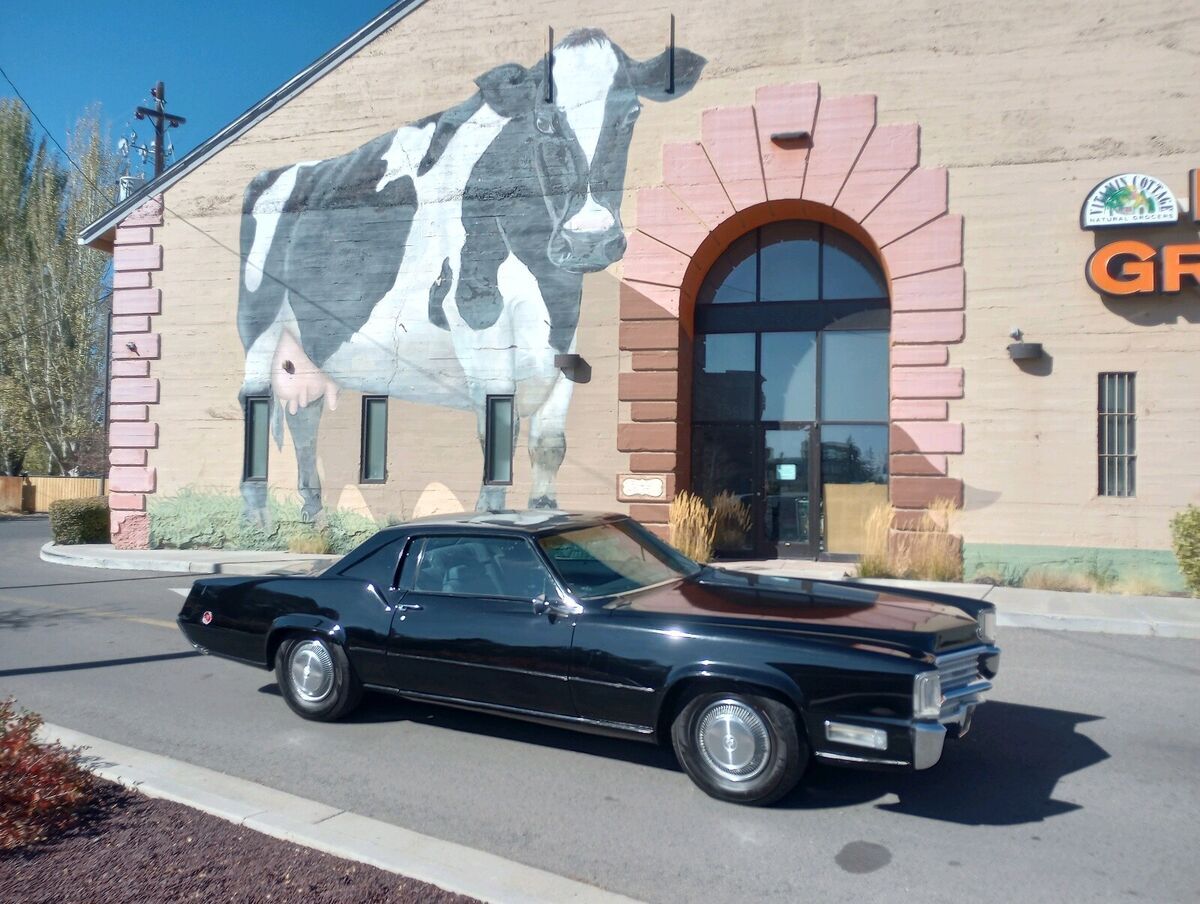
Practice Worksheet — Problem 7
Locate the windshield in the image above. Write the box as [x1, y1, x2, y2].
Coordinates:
[538, 519, 701, 599]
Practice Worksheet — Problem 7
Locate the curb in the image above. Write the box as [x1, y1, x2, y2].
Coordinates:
[994, 610, 1199, 639]
[41, 541, 207, 574]
[41, 723, 643, 904]
[39, 541, 338, 576]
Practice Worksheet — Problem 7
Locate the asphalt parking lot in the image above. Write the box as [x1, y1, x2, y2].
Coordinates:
[2, 516, 1198, 903]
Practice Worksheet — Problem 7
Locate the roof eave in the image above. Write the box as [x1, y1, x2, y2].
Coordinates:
[77, 0, 430, 247]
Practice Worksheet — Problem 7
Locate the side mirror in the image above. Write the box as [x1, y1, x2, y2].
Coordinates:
[532, 593, 583, 618]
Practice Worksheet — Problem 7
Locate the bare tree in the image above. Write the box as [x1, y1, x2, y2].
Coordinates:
[0, 100, 116, 475]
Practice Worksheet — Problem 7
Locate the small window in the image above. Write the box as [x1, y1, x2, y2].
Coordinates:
[484, 395, 514, 485]
[413, 536, 552, 598]
[339, 536, 408, 590]
[243, 396, 270, 481]
[360, 396, 388, 483]
[1098, 373, 1135, 497]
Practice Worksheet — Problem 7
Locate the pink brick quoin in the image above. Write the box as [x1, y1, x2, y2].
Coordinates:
[621, 83, 966, 524]
[106, 196, 163, 548]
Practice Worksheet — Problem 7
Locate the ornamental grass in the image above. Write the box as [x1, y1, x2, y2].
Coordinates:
[669, 491, 715, 563]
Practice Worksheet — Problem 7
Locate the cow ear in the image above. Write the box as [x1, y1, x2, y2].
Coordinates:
[475, 63, 539, 117]
[627, 48, 706, 102]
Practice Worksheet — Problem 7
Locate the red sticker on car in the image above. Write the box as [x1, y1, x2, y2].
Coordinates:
[201, 611, 213, 625]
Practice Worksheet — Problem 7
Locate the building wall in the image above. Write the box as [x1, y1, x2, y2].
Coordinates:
[130, 0, 1199, 568]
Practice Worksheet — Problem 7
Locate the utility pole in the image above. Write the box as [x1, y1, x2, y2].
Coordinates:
[135, 81, 186, 177]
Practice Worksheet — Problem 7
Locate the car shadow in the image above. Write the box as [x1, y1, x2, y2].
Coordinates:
[780, 701, 1109, 825]
[256, 688, 1107, 820]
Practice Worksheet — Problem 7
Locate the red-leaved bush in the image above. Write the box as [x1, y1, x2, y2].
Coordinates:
[0, 698, 96, 850]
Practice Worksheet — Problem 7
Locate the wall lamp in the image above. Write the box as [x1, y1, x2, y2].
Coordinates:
[771, 130, 811, 145]
[1006, 327, 1043, 361]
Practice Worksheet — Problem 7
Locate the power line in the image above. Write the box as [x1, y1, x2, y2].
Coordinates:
[0, 62, 117, 206]
[0, 62, 424, 375]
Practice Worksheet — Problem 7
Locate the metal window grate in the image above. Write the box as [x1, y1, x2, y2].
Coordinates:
[1098, 373, 1135, 497]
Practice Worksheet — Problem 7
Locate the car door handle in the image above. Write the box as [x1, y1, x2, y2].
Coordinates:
[397, 603, 423, 612]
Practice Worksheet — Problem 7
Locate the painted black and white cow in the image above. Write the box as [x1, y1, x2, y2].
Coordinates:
[237, 29, 704, 521]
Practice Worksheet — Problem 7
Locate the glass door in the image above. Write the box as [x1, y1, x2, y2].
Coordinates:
[762, 426, 816, 557]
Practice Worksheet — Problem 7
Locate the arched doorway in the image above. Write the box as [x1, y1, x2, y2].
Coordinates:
[690, 221, 890, 558]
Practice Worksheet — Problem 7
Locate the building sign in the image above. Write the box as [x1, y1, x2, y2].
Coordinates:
[1086, 241, 1200, 296]
[1081, 173, 1178, 229]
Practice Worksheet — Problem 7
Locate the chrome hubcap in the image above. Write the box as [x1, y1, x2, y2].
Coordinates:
[695, 698, 771, 782]
[289, 640, 334, 703]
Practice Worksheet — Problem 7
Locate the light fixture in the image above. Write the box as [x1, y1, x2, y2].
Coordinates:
[1006, 326, 1043, 361]
[771, 130, 811, 144]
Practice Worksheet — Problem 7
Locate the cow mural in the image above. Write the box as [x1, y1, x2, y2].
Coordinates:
[237, 29, 705, 522]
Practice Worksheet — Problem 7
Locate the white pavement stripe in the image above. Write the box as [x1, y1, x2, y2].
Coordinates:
[41, 723, 643, 904]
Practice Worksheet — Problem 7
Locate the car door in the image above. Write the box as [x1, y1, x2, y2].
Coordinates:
[386, 533, 577, 717]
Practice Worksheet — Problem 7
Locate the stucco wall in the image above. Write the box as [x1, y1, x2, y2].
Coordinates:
[143, 0, 1199, 551]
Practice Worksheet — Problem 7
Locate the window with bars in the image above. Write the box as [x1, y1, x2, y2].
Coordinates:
[1098, 373, 1135, 497]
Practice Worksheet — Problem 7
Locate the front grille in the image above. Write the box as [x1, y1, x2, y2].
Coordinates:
[936, 647, 984, 695]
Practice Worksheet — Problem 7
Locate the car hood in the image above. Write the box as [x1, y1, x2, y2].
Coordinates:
[609, 567, 984, 654]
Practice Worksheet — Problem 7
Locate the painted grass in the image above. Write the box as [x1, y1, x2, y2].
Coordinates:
[148, 489, 379, 554]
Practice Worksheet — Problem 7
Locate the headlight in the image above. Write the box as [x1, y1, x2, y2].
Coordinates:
[913, 671, 942, 719]
[977, 609, 997, 645]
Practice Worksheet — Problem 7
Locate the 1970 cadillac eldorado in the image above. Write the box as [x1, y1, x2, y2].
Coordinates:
[177, 511, 999, 805]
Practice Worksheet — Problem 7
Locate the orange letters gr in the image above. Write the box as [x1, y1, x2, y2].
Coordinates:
[1162, 243, 1200, 292]
[1086, 241, 1157, 295]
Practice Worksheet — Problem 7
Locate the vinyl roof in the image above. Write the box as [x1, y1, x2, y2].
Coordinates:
[78, 0, 430, 248]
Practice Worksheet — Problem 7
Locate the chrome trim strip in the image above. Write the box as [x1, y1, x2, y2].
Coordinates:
[363, 684, 655, 735]
[815, 750, 909, 767]
[386, 652, 569, 682]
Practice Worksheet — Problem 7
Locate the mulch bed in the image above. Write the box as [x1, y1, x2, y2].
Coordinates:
[0, 780, 479, 904]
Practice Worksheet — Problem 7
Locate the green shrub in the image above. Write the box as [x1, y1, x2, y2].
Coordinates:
[1170, 505, 1200, 596]
[48, 496, 109, 545]
[1, 698, 97, 850]
[148, 488, 380, 555]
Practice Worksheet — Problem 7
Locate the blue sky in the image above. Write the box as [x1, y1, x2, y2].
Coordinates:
[1, 1, 394, 174]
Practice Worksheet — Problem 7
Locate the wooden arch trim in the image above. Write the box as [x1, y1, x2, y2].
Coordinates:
[617, 82, 965, 535]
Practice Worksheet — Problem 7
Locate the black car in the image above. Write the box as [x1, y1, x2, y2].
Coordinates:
[177, 511, 999, 805]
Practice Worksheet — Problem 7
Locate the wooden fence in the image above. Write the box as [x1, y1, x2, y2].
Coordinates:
[0, 476, 107, 513]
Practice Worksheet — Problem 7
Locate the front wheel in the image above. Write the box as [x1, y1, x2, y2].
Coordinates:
[275, 636, 362, 721]
[671, 690, 807, 806]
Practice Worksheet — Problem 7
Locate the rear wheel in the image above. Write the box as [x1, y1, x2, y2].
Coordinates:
[671, 690, 807, 806]
[275, 636, 362, 721]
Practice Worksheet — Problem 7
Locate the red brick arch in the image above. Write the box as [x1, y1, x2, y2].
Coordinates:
[618, 83, 965, 537]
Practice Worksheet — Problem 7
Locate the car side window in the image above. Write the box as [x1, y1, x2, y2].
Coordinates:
[339, 537, 408, 590]
[413, 535, 554, 599]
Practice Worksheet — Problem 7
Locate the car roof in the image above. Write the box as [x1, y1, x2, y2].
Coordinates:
[377, 510, 629, 538]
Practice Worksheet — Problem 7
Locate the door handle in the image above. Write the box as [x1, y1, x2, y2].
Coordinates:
[397, 603, 424, 612]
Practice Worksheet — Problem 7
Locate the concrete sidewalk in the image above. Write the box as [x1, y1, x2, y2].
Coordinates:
[42, 540, 1200, 639]
[40, 723, 641, 904]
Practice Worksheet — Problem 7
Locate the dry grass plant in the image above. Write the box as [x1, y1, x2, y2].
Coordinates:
[856, 498, 963, 582]
[711, 490, 752, 551]
[669, 491, 715, 563]
[287, 532, 333, 555]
